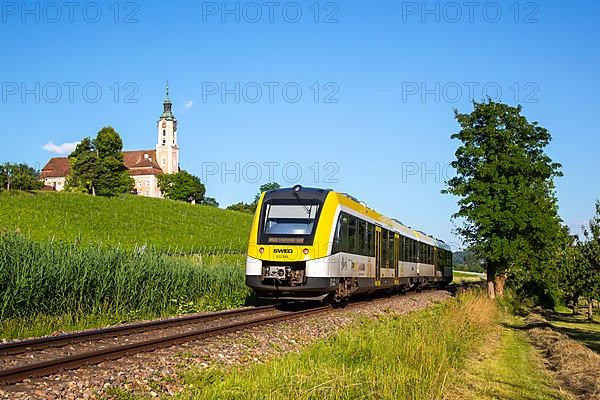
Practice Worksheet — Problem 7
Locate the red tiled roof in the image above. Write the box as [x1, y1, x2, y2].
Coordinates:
[40, 157, 71, 178]
[40, 150, 164, 179]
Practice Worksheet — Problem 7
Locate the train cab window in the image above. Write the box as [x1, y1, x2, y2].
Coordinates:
[263, 204, 319, 235]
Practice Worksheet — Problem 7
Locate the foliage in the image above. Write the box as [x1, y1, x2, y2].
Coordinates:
[0, 232, 250, 332]
[202, 197, 219, 207]
[228, 182, 281, 214]
[444, 100, 563, 298]
[226, 201, 255, 214]
[179, 292, 498, 400]
[252, 182, 280, 204]
[158, 170, 206, 203]
[453, 250, 485, 272]
[67, 126, 134, 196]
[0, 163, 43, 191]
[0, 191, 252, 254]
[580, 201, 600, 303]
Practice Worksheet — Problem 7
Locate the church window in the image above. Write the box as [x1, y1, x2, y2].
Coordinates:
[163, 130, 166, 136]
[162, 139, 166, 145]
[162, 158, 166, 166]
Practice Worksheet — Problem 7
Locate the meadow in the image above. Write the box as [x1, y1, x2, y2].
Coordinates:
[0, 191, 253, 253]
[0, 232, 250, 339]
[178, 292, 568, 400]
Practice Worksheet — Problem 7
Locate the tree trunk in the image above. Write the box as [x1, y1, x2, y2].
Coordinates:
[572, 295, 579, 315]
[486, 261, 496, 299]
[494, 273, 507, 298]
[588, 299, 594, 321]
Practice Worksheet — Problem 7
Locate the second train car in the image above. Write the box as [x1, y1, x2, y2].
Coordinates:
[245, 186, 452, 304]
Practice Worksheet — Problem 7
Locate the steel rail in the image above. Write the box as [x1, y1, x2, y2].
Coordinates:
[0, 306, 329, 385]
[0, 305, 275, 356]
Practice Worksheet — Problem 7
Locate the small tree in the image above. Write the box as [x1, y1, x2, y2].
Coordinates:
[581, 201, 600, 319]
[157, 170, 206, 203]
[202, 197, 219, 207]
[226, 202, 254, 213]
[0, 163, 43, 191]
[67, 127, 133, 196]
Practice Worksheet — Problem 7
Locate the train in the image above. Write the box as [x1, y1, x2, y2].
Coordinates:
[245, 186, 453, 305]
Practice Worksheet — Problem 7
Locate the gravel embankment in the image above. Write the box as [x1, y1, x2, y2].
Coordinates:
[0, 290, 450, 400]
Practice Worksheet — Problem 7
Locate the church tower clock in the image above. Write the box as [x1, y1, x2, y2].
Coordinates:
[156, 82, 179, 174]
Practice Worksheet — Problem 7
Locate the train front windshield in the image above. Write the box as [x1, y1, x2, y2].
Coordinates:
[263, 204, 319, 235]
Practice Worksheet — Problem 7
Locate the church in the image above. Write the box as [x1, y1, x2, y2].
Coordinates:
[40, 85, 180, 198]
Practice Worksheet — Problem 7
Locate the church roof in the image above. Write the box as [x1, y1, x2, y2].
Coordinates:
[40, 150, 164, 179]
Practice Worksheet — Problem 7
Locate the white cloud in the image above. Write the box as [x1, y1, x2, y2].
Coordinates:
[42, 141, 80, 155]
[184, 100, 193, 109]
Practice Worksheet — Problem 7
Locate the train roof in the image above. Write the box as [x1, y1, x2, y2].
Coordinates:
[264, 187, 452, 251]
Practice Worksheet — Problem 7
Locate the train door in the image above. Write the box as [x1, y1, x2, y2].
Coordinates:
[375, 226, 382, 285]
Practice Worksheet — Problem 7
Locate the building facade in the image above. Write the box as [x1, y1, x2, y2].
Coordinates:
[40, 85, 179, 198]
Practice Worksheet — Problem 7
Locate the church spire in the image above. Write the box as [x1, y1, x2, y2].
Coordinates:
[161, 81, 174, 118]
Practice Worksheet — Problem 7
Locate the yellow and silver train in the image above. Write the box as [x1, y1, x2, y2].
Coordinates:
[246, 186, 453, 303]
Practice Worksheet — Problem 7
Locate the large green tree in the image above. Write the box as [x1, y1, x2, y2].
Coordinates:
[68, 127, 133, 196]
[444, 100, 563, 298]
[157, 170, 206, 204]
[0, 163, 43, 191]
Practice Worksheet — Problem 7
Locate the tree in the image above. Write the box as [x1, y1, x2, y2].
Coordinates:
[226, 202, 254, 213]
[253, 182, 280, 204]
[444, 100, 563, 298]
[157, 170, 206, 203]
[581, 201, 600, 319]
[228, 182, 281, 214]
[67, 127, 133, 196]
[558, 234, 588, 314]
[201, 197, 219, 207]
[0, 163, 43, 191]
[93, 127, 134, 196]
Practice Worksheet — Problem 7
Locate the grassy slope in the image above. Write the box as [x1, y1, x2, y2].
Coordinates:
[0, 191, 253, 253]
[449, 315, 571, 400]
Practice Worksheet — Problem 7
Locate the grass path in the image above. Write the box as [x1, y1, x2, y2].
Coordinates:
[449, 316, 572, 400]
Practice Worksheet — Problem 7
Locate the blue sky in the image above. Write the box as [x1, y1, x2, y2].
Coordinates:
[1, 1, 599, 249]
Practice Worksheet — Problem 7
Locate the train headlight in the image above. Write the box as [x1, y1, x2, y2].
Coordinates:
[293, 185, 302, 193]
[259, 247, 264, 254]
[303, 248, 309, 255]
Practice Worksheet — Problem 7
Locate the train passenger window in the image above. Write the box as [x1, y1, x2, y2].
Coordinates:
[388, 233, 395, 268]
[332, 213, 349, 254]
[367, 223, 375, 256]
[358, 220, 367, 255]
[381, 230, 388, 267]
[348, 216, 357, 253]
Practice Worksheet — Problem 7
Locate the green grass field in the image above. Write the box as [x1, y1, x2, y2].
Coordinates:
[177, 292, 500, 400]
[0, 232, 251, 339]
[0, 191, 253, 253]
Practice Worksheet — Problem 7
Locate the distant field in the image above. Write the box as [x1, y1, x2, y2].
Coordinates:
[0, 191, 253, 253]
[453, 270, 485, 283]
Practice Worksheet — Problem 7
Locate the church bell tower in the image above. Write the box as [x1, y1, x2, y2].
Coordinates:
[156, 82, 179, 174]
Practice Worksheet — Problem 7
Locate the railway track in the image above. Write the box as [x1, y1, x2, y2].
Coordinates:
[0, 282, 482, 386]
[0, 304, 328, 386]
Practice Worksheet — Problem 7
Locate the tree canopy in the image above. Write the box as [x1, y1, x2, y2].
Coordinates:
[68, 127, 133, 196]
[0, 163, 43, 191]
[157, 170, 206, 204]
[444, 100, 563, 298]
